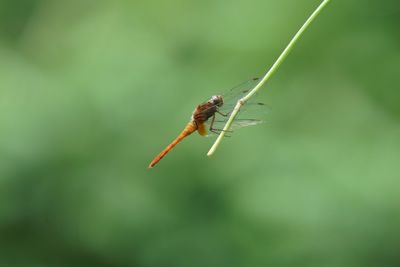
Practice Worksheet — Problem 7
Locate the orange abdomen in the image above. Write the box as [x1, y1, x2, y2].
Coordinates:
[148, 122, 198, 168]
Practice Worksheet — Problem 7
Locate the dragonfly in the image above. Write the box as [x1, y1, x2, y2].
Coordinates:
[148, 77, 268, 168]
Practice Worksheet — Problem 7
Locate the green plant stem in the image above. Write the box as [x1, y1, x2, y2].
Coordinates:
[207, 0, 331, 157]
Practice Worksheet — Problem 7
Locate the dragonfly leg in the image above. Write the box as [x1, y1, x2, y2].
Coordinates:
[209, 113, 217, 132]
[211, 128, 233, 133]
[209, 114, 232, 137]
[210, 128, 231, 137]
[217, 110, 230, 117]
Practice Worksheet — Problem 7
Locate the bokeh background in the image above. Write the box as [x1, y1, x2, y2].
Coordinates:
[1, 0, 400, 266]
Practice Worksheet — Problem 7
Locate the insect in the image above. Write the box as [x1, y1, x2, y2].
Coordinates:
[148, 78, 268, 168]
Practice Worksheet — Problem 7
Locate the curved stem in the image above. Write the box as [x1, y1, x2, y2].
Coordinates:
[207, 0, 331, 156]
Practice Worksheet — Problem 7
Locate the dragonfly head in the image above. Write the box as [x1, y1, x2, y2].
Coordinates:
[210, 95, 223, 107]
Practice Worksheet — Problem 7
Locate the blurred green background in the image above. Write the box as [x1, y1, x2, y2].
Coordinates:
[1, 0, 400, 266]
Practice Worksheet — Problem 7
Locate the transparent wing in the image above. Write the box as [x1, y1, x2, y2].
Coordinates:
[219, 77, 261, 109]
[202, 101, 269, 137]
[200, 77, 261, 115]
[197, 77, 268, 137]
